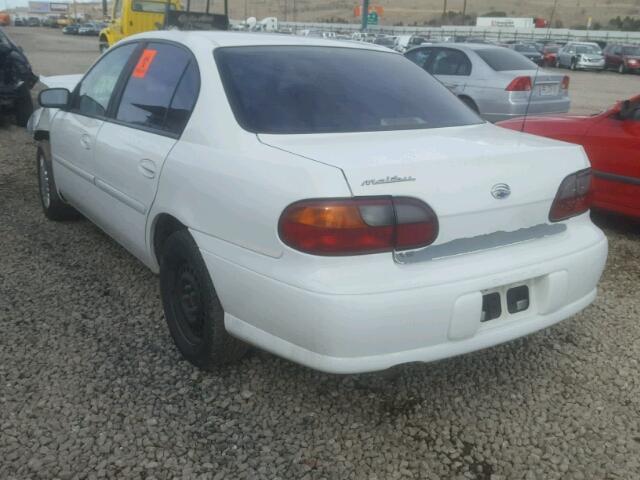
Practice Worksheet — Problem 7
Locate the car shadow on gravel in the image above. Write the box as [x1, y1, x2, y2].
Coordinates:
[591, 210, 640, 237]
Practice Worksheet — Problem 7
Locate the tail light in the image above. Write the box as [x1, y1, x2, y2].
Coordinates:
[279, 197, 438, 256]
[549, 169, 591, 222]
[505, 76, 532, 91]
[561, 75, 570, 90]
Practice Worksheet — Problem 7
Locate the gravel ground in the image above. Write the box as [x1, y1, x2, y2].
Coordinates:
[1, 26, 640, 480]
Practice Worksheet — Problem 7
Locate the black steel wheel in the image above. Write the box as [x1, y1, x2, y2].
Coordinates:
[159, 230, 248, 369]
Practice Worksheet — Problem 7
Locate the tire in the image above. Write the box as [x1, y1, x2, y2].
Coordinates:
[36, 142, 81, 221]
[618, 63, 626, 74]
[99, 40, 108, 53]
[14, 89, 33, 127]
[159, 230, 248, 370]
[570, 60, 577, 71]
[555, 59, 561, 68]
[459, 96, 479, 113]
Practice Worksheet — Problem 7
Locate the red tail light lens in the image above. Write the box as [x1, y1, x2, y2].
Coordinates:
[279, 197, 438, 255]
[505, 76, 532, 91]
[561, 75, 570, 90]
[549, 169, 592, 222]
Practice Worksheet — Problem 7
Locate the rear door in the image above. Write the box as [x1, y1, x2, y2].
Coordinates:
[427, 48, 472, 95]
[90, 41, 199, 260]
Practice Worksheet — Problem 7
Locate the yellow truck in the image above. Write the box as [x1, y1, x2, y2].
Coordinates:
[99, 0, 182, 52]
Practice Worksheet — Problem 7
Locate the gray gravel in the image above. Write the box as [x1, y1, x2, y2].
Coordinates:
[1, 27, 640, 480]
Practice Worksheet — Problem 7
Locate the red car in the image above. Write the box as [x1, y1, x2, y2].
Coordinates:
[498, 96, 640, 219]
[603, 44, 640, 74]
[542, 45, 560, 67]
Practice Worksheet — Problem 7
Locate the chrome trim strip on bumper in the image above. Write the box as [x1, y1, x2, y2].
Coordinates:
[394, 223, 567, 264]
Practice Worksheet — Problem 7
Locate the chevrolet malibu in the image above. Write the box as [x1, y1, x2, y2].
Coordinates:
[29, 31, 607, 374]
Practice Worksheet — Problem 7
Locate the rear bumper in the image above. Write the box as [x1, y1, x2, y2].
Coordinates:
[576, 60, 605, 70]
[193, 219, 607, 373]
[482, 93, 570, 123]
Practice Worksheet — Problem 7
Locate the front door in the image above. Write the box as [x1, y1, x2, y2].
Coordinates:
[51, 43, 139, 219]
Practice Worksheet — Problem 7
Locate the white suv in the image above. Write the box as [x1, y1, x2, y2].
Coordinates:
[30, 31, 607, 374]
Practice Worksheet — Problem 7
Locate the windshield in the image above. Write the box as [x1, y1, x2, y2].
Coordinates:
[623, 46, 640, 56]
[515, 44, 538, 53]
[215, 46, 482, 134]
[575, 45, 601, 55]
[475, 47, 536, 71]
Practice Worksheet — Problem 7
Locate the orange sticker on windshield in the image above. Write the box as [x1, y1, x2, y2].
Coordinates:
[132, 49, 157, 78]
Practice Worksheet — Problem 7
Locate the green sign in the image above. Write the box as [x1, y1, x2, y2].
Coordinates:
[367, 11, 378, 25]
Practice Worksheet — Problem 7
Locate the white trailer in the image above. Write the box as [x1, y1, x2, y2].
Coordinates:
[476, 17, 535, 29]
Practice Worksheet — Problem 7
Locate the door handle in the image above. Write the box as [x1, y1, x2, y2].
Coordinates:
[138, 159, 156, 179]
[80, 134, 92, 150]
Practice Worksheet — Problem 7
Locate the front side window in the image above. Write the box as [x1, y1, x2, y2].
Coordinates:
[132, 1, 176, 12]
[74, 43, 137, 117]
[116, 42, 195, 133]
[475, 48, 536, 71]
[430, 49, 472, 76]
[215, 46, 482, 134]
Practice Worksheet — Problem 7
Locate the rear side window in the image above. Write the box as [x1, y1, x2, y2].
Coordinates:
[215, 46, 482, 134]
[116, 42, 197, 134]
[405, 47, 434, 69]
[430, 49, 471, 76]
[475, 48, 536, 71]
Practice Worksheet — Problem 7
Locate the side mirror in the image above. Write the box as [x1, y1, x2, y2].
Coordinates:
[39, 88, 70, 109]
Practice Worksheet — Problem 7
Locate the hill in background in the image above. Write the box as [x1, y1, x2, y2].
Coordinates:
[224, 0, 640, 29]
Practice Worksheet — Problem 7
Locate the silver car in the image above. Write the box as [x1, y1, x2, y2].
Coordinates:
[405, 43, 570, 123]
[556, 42, 605, 70]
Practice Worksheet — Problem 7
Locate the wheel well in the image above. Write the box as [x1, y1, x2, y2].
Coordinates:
[153, 214, 186, 263]
[34, 130, 49, 141]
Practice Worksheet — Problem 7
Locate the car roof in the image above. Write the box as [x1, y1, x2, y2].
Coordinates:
[415, 43, 503, 51]
[126, 30, 393, 53]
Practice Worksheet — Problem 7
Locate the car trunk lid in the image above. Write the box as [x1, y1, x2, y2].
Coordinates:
[259, 123, 589, 249]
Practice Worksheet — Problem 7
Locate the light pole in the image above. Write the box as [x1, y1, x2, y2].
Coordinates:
[361, 0, 369, 31]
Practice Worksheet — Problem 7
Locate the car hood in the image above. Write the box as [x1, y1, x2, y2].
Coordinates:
[577, 54, 603, 60]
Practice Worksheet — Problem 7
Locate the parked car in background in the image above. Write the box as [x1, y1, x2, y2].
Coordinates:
[405, 43, 570, 122]
[29, 31, 606, 373]
[509, 43, 543, 65]
[42, 15, 59, 27]
[373, 35, 396, 49]
[78, 22, 101, 36]
[0, 27, 37, 125]
[62, 23, 80, 35]
[394, 35, 429, 53]
[498, 96, 640, 219]
[603, 44, 640, 74]
[27, 17, 41, 27]
[542, 44, 560, 67]
[556, 42, 604, 70]
[13, 16, 26, 26]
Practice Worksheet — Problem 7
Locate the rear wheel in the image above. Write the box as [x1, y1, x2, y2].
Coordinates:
[99, 39, 108, 53]
[618, 63, 627, 74]
[570, 60, 577, 71]
[555, 59, 561, 68]
[459, 96, 479, 113]
[159, 230, 248, 370]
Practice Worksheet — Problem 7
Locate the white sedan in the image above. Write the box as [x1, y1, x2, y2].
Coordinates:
[29, 31, 607, 374]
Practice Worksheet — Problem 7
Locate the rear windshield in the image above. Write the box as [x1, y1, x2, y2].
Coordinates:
[544, 46, 559, 53]
[214, 46, 483, 134]
[475, 47, 536, 71]
[623, 46, 640, 56]
[514, 44, 538, 52]
[575, 45, 600, 54]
